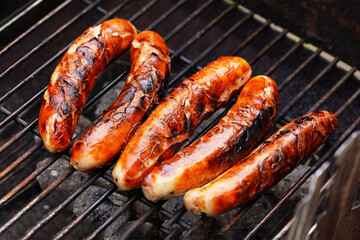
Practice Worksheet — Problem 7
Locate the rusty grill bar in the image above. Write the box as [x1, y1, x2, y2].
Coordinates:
[0, 0, 359, 239]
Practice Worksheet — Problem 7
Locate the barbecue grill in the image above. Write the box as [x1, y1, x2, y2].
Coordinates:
[0, 0, 359, 239]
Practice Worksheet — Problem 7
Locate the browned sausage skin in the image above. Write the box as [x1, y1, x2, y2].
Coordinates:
[142, 76, 279, 201]
[70, 31, 170, 171]
[39, 19, 137, 153]
[113, 56, 252, 190]
[184, 110, 337, 216]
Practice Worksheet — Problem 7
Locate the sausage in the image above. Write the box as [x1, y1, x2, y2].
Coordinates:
[113, 56, 252, 190]
[184, 110, 337, 216]
[70, 31, 170, 171]
[142, 76, 279, 201]
[39, 19, 137, 153]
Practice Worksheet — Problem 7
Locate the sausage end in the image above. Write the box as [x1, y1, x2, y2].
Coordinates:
[184, 190, 210, 216]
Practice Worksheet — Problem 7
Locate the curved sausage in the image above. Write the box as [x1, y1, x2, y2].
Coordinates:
[113, 56, 252, 190]
[142, 76, 279, 201]
[39, 19, 137, 153]
[184, 110, 337, 216]
[70, 31, 170, 171]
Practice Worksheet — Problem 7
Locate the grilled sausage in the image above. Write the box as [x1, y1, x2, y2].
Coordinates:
[184, 110, 337, 216]
[70, 31, 170, 171]
[142, 76, 279, 201]
[113, 56, 252, 190]
[39, 19, 137, 153]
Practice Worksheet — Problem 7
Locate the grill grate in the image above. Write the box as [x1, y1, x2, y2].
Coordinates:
[0, 0, 359, 239]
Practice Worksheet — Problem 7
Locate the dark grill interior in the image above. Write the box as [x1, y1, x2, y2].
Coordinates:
[0, 0, 359, 239]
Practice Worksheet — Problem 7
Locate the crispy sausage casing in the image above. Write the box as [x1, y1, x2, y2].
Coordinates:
[39, 19, 137, 153]
[184, 110, 337, 216]
[70, 31, 170, 171]
[142, 76, 279, 201]
[113, 56, 252, 190]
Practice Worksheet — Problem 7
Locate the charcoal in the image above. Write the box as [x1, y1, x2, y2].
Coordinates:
[73, 186, 129, 222]
[36, 157, 90, 199]
[94, 81, 125, 116]
[74, 115, 92, 136]
[36, 157, 114, 200]
[269, 164, 311, 201]
[106, 221, 153, 240]
[162, 197, 200, 224]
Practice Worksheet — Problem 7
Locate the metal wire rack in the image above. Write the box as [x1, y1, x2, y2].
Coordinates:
[0, 0, 359, 239]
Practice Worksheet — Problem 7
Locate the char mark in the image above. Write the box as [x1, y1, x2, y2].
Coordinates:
[61, 103, 71, 115]
[114, 84, 137, 108]
[294, 116, 314, 124]
[137, 74, 154, 94]
[60, 77, 80, 98]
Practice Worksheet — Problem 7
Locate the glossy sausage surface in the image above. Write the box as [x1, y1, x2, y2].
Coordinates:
[39, 19, 136, 153]
[113, 56, 252, 190]
[184, 110, 337, 216]
[142, 76, 279, 201]
[70, 31, 170, 171]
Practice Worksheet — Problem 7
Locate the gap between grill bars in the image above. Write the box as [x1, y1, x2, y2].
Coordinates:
[0, 0, 359, 239]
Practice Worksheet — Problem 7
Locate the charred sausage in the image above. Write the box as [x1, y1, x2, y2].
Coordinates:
[142, 76, 279, 201]
[70, 31, 170, 171]
[39, 19, 137, 153]
[113, 56, 252, 190]
[184, 110, 337, 216]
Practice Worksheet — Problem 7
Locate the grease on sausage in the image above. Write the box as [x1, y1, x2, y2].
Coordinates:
[39, 19, 136, 153]
[70, 31, 170, 171]
[113, 56, 252, 190]
[184, 110, 337, 216]
[142, 76, 279, 201]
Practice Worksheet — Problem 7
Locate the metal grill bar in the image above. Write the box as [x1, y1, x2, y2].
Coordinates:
[0, 141, 42, 181]
[88, 174, 192, 238]
[0, 0, 43, 32]
[0, 0, 131, 105]
[0, 0, 232, 180]
[0, 154, 61, 208]
[0, 106, 38, 134]
[218, 199, 257, 235]
[0, 167, 74, 235]
[0, 0, 103, 78]
[265, 38, 306, 76]
[334, 88, 360, 117]
[127, 0, 159, 23]
[0, 119, 37, 154]
[145, 0, 187, 30]
[0, 0, 73, 56]
[119, 201, 163, 240]
[162, 207, 188, 229]
[248, 29, 288, 65]
[0, 1, 235, 237]
[163, 0, 214, 42]
[243, 115, 360, 240]
[277, 57, 339, 120]
[277, 48, 322, 91]
[84, 192, 141, 240]
[129, 25, 322, 236]
[164, 228, 178, 240]
[170, 12, 253, 86]
[53, 185, 117, 239]
[0, 67, 128, 188]
[0, 0, 224, 211]
[0, 0, 163, 228]
[21, 166, 109, 240]
[231, 20, 271, 56]
[169, 3, 237, 60]
[0, 86, 45, 129]
[0, 1, 358, 239]
[0, 0, 224, 135]
[0, 0, 216, 148]
[309, 67, 357, 113]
